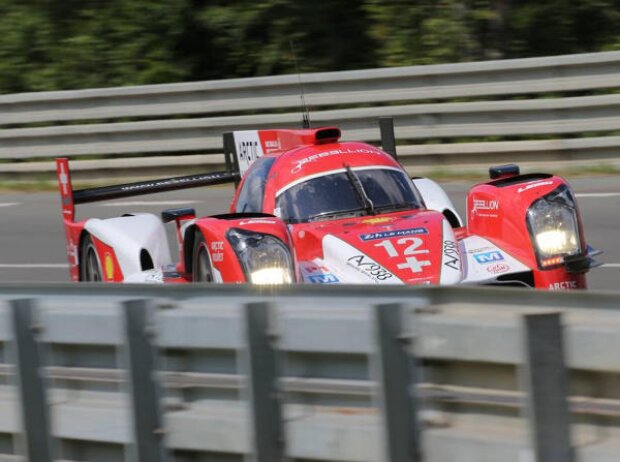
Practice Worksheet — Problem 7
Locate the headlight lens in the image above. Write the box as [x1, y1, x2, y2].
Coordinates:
[526, 185, 581, 268]
[226, 228, 294, 284]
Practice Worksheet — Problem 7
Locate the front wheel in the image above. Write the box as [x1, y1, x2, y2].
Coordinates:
[192, 232, 214, 282]
[80, 234, 103, 282]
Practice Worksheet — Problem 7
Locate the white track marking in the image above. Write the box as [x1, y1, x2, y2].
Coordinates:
[99, 200, 199, 207]
[0, 202, 19, 208]
[602, 263, 620, 268]
[0, 263, 68, 269]
[576, 193, 620, 198]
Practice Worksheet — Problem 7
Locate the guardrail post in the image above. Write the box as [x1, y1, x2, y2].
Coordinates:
[521, 312, 574, 462]
[373, 303, 421, 462]
[379, 117, 398, 160]
[10, 299, 54, 462]
[242, 302, 285, 462]
[123, 300, 169, 462]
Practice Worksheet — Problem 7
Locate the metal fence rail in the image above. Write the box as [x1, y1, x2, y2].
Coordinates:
[0, 284, 619, 461]
[1, 51, 619, 180]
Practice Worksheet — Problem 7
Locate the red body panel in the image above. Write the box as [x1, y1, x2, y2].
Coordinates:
[90, 235, 124, 282]
[56, 158, 82, 281]
[289, 210, 445, 284]
[194, 216, 294, 283]
[468, 175, 587, 289]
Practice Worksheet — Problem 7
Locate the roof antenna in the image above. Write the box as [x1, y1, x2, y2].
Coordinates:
[290, 40, 311, 129]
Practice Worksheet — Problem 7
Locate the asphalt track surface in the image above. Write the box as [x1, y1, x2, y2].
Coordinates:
[0, 176, 618, 291]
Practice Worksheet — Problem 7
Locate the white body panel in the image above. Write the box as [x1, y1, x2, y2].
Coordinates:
[413, 178, 464, 227]
[460, 235, 531, 285]
[232, 130, 263, 177]
[85, 213, 172, 281]
[439, 219, 462, 284]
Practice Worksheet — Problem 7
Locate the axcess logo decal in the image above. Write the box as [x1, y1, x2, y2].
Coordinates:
[473, 250, 504, 264]
[360, 227, 428, 241]
[308, 274, 339, 284]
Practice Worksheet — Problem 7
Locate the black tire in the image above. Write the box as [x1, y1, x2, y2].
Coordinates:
[192, 232, 214, 282]
[79, 234, 103, 282]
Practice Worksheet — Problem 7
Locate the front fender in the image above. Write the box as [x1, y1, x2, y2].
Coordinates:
[190, 215, 294, 283]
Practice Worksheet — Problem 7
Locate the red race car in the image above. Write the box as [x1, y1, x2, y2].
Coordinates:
[56, 121, 600, 289]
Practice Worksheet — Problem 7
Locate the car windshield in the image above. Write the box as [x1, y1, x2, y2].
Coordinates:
[275, 168, 422, 223]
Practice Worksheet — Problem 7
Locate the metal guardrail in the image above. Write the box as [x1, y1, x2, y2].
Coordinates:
[0, 284, 620, 461]
[1, 51, 619, 179]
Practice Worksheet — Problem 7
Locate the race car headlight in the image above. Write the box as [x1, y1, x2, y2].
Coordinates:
[526, 185, 581, 269]
[226, 228, 294, 284]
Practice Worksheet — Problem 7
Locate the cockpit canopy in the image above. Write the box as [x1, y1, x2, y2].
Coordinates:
[276, 167, 422, 223]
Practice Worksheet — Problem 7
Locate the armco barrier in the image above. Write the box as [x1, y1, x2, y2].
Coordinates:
[1, 283, 620, 461]
[1, 51, 620, 180]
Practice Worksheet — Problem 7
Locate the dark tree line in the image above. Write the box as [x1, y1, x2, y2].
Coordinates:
[0, 0, 618, 94]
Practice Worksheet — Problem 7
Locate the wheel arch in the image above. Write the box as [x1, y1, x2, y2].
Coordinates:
[77, 230, 93, 282]
[183, 224, 197, 275]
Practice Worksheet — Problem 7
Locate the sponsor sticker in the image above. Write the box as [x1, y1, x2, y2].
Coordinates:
[347, 255, 394, 281]
[232, 131, 264, 175]
[144, 269, 164, 283]
[443, 240, 460, 270]
[67, 241, 78, 266]
[104, 252, 115, 280]
[291, 147, 384, 174]
[301, 263, 330, 276]
[473, 199, 499, 211]
[474, 250, 504, 264]
[518, 181, 553, 194]
[361, 216, 395, 225]
[406, 276, 435, 284]
[467, 246, 494, 254]
[210, 241, 225, 262]
[265, 139, 281, 151]
[360, 227, 427, 241]
[486, 263, 510, 274]
[472, 198, 499, 218]
[308, 274, 340, 284]
[239, 220, 277, 225]
[549, 280, 577, 290]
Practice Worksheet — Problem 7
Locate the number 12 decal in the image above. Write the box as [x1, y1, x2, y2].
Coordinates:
[374, 238, 431, 274]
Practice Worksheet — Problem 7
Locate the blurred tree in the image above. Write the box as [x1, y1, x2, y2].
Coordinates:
[178, 0, 376, 79]
[505, 0, 620, 57]
[0, 0, 188, 92]
[364, 0, 493, 66]
[0, 0, 619, 94]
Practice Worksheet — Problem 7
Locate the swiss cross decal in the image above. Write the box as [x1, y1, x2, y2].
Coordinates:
[374, 238, 431, 274]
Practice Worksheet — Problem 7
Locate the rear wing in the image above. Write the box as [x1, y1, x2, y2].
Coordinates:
[56, 159, 239, 222]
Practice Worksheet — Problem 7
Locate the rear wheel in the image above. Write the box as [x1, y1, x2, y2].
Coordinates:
[192, 233, 213, 282]
[80, 234, 102, 282]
